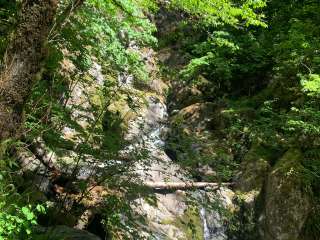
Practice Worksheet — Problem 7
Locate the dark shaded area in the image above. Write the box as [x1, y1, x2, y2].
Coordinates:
[86, 214, 109, 240]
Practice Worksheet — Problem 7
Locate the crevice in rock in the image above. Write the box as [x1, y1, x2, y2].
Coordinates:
[86, 214, 109, 240]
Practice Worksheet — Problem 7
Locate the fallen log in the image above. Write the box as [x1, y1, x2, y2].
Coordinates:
[29, 137, 58, 171]
[144, 181, 233, 190]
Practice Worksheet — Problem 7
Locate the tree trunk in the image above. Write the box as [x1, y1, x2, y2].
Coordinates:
[0, 0, 58, 141]
[144, 181, 233, 190]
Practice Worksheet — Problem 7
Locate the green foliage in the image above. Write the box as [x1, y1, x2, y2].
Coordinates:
[302, 149, 320, 194]
[25, 0, 158, 163]
[50, 0, 157, 82]
[170, 0, 267, 27]
[22, 0, 159, 238]
[176, 0, 320, 159]
[0, 204, 38, 239]
[2, 0, 320, 238]
[162, 0, 268, 98]
[1, 0, 159, 238]
[0, 142, 45, 239]
[266, 0, 320, 82]
[301, 74, 320, 97]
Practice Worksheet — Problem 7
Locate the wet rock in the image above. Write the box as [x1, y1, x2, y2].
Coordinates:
[203, 210, 227, 240]
[260, 149, 311, 240]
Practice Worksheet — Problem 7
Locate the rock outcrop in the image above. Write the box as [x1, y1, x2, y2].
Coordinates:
[260, 149, 311, 240]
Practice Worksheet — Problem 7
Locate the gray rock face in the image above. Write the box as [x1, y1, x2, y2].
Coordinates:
[260, 149, 311, 240]
[32, 226, 101, 240]
[200, 188, 235, 240]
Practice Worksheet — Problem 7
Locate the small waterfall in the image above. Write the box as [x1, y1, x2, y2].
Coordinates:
[200, 207, 211, 240]
[115, 38, 234, 239]
[196, 189, 233, 240]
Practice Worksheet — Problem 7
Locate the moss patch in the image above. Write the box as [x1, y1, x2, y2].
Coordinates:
[173, 207, 204, 240]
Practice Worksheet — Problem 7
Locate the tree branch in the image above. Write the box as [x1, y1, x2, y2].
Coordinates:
[144, 181, 233, 190]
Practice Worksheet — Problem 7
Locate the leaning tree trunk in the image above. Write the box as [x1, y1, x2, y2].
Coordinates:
[0, 0, 58, 141]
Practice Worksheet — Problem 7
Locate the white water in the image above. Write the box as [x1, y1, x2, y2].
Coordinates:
[112, 39, 233, 239]
[200, 207, 211, 240]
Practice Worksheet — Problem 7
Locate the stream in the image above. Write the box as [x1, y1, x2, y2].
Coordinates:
[120, 68, 234, 239]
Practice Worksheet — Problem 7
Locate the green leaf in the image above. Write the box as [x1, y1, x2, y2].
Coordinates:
[21, 207, 35, 221]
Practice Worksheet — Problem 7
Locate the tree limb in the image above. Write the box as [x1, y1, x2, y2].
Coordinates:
[144, 181, 233, 190]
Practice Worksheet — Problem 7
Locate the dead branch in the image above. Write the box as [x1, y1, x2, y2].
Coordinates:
[144, 181, 233, 190]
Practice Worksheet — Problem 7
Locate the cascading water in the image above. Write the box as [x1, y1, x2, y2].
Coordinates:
[114, 27, 234, 239]
[120, 75, 233, 239]
[200, 207, 211, 240]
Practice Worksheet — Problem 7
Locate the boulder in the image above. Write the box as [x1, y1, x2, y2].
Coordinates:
[235, 144, 273, 192]
[171, 85, 203, 110]
[260, 149, 311, 240]
[170, 102, 217, 133]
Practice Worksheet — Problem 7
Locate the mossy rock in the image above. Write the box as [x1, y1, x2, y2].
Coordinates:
[32, 226, 101, 240]
[301, 204, 320, 240]
[165, 207, 204, 240]
[171, 85, 203, 109]
[43, 208, 78, 227]
[260, 148, 311, 240]
[107, 98, 135, 130]
[170, 102, 217, 132]
[227, 191, 260, 240]
[236, 144, 274, 192]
